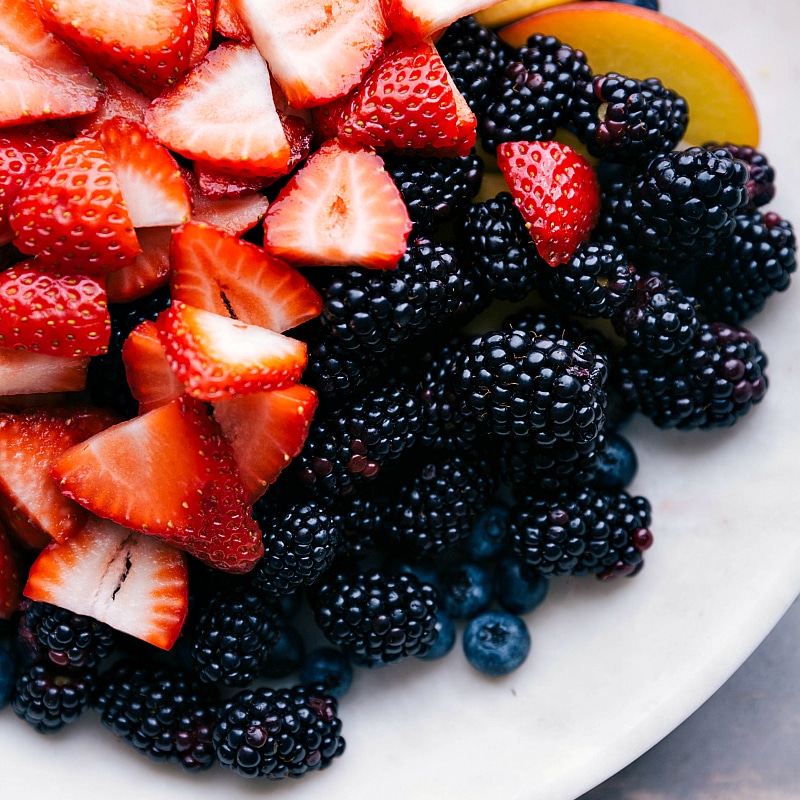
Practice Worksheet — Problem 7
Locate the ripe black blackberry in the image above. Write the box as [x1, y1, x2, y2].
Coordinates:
[705, 142, 776, 209]
[95, 660, 219, 772]
[383, 152, 484, 237]
[455, 192, 545, 300]
[12, 662, 95, 733]
[481, 34, 592, 152]
[328, 491, 386, 563]
[571, 73, 688, 164]
[509, 486, 653, 578]
[618, 321, 768, 429]
[310, 569, 439, 666]
[213, 685, 344, 779]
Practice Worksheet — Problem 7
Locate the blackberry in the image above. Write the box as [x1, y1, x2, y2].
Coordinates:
[619, 321, 768, 429]
[12, 662, 95, 733]
[383, 152, 484, 236]
[95, 660, 218, 772]
[213, 685, 344, 779]
[329, 492, 386, 563]
[310, 569, 439, 666]
[481, 34, 592, 152]
[455, 192, 544, 300]
[705, 142, 776, 209]
[510, 487, 653, 578]
[187, 587, 282, 686]
[572, 73, 688, 164]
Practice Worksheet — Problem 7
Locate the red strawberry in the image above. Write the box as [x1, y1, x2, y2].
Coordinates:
[0, 347, 90, 396]
[105, 226, 172, 304]
[190, 0, 215, 66]
[50, 395, 264, 573]
[0, 522, 22, 618]
[234, 0, 388, 109]
[95, 117, 191, 228]
[338, 39, 476, 156]
[24, 516, 189, 649]
[214, 0, 251, 42]
[145, 42, 292, 178]
[170, 220, 322, 331]
[33, 0, 197, 98]
[0, 406, 119, 545]
[70, 67, 151, 137]
[263, 138, 411, 269]
[497, 140, 601, 267]
[381, 0, 500, 41]
[9, 135, 141, 273]
[212, 384, 318, 502]
[156, 301, 308, 401]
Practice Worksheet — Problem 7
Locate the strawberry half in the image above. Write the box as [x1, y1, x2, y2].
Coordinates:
[382, 0, 501, 41]
[157, 301, 308, 401]
[190, 0, 215, 66]
[0, 347, 90, 396]
[0, 261, 111, 356]
[70, 67, 151, 137]
[497, 140, 601, 267]
[170, 220, 322, 331]
[24, 516, 189, 649]
[214, 0, 251, 42]
[10, 135, 141, 273]
[105, 226, 173, 303]
[263, 138, 411, 269]
[0, 522, 22, 618]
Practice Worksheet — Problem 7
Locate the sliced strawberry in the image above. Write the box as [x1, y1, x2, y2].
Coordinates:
[263, 138, 411, 270]
[234, 0, 389, 109]
[0, 347, 89, 395]
[338, 39, 476, 156]
[497, 140, 601, 267]
[215, 0, 251, 42]
[122, 319, 184, 413]
[157, 301, 308, 400]
[0, 406, 118, 545]
[9, 135, 141, 272]
[24, 516, 188, 649]
[381, 0, 500, 41]
[33, 0, 197, 98]
[0, 492, 51, 550]
[50, 395, 264, 572]
[70, 68, 151, 137]
[170, 220, 322, 331]
[145, 42, 292, 178]
[213, 384, 318, 502]
[190, 0, 215, 65]
[105, 226, 173, 303]
[310, 92, 354, 144]
[184, 167, 269, 235]
[0, 522, 22, 618]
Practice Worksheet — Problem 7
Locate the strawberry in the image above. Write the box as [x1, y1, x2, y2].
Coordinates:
[0, 347, 90, 396]
[24, 516, 189, 649]
[105, 226, 172, 303]
[381, 0, 500, 41]
[95, 117, 191, 228]
[263, 138, 411, 270]
[70, 67, 151, 137]
[497, 140, 601, 267]
[170, 220, 322, 331]
[144, 42, 292, 178]
[0, 406, 119, 545]
[50, 395, 264, 573]
[33, 0, 197, 98]
[156, 301, 308, 401]
[190, 0, 215, 66]
[234, 0, 389, 109]
[215, 0, 251, 42]
[9, 135, 141, 273]
[337, 39, 476, 156]
[212, 384, 318, 502]
[0, 522, 22, 618]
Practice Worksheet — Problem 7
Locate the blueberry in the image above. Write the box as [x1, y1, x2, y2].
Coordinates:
[611, 0, 659, 9]
[494, 557, 549, 615]
[262, 625, 306, 679]
[462, 503, 510, 562]
[440, 562, 493, 619]
[590, 432, 638, 491]
[417, 610, 456, 661]
[300, 647, 353, 697]
[463, 611, 530, 676]
[382, 556, 440, 591]
[0, 645, 15, 708]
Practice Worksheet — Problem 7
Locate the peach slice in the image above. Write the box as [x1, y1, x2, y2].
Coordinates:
[499, 1, 760, 147]
[474, 0, 575, 29]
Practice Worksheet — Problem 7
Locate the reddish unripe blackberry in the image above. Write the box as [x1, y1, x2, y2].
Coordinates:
[704, 142, 776, 209]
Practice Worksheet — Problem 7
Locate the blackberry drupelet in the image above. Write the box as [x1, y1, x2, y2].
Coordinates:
[571, 73, 688, 164]
[705, 142, 776, 209]
[310, 569, 439, 666]
[213, 685, 344, 779]
[618, 320, 769, 429]
[12, 662, 95, 733]
[481, 34, 592, 152]
[383, 152, 484, 237]
[456, 192, 545, 300]
[509, 486, 653, 578]
[95, 660, 219, 772]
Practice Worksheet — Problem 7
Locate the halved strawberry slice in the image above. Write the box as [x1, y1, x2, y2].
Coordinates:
[156, 301, 308, 400]
[145, 42, 292, 178]
[381, 0, 501, 41]
[0, 406, 119, 545]
[0, 347, 90, 396]
[214, 0, 251, 42]
[96, 117, 191, 229]
[170, 220, 322, 331]
[263, 138, 411, 269]
[234, 0, 389, 109]
[105, 226, 173, 303]
[497, 140, 601, 267]
[71, 67, 151, 137]
[24, 516, 189, 649]
[212, 384, 318, 502]
[0, 522, 22, 618]
[190, 0, 215, 66]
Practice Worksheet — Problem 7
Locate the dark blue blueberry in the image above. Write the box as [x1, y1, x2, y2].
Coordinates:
[590, 432, 638, 491]
[463, 503, 511, 562]
[382, 556, 440, 591]
[611, 0, 659, 9]
[300, 647, 353, 697]
[494, 557, 549, 615]
[262, 625, 306, 679]
[463, 611, 530, 676]
[417, 611, 456, 661]
[0, 645, 15, 708]
[440, 562, 493, 619]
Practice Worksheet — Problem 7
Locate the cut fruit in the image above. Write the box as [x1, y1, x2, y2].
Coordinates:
[474, 0, 574, 28]
[183, 168, 269, 236]
[105, 226, 173, 303]
[383, 0, 502, 40]
[70, 67, 151, 137]
[499, 1, 760, 146]
[0, 348, 90, 396]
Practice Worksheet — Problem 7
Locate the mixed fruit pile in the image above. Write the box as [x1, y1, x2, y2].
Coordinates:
[0, 0, 796, 786]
